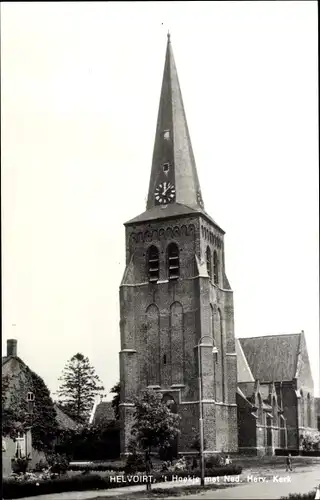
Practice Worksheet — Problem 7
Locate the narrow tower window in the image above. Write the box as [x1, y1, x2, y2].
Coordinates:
[206, 246, 212, 279]
[213, 250, 219, 285]
[167, 243, 180, 280]
[148, 245, 159, 283]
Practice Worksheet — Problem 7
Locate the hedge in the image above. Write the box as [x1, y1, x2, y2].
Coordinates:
[69, 462, 125, 472]
[281, 492, 317, 499]
[3, 466, 242, 499]
[275, 449, 320, 457]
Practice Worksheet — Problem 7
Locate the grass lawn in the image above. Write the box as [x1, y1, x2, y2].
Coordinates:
[88, 483, 235, 499]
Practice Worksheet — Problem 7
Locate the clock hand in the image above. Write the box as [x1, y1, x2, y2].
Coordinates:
[163, 183, 171, 195]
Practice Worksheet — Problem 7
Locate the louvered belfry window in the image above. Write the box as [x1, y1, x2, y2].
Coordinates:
[148, 245, 159, 282]
[206, 246, 212, 279]
[213, 250, 219, 285]
[168, 243, 180, 280]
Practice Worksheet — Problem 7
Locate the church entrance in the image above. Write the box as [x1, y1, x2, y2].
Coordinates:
[161, 394, 178, 460]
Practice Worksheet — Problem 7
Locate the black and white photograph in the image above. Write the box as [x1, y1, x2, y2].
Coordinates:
[1, 1, 319, 499]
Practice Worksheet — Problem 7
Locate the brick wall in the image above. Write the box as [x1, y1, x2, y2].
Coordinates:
[119, 213, 238, 454]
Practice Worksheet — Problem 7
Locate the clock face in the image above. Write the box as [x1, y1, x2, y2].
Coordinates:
[155, 181, 176, 204]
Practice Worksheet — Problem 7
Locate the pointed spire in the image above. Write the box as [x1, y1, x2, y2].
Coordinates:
[146, 35, 204, 211]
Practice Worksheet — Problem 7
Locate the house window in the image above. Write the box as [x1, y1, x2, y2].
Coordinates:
[27, 392, 35, 402]
[167, 243, 179, 280]
[15, 434, 26, 458]
[213, 251, 219, 285]
[148, 246, 159, 283]
[206, 246, 212, 279]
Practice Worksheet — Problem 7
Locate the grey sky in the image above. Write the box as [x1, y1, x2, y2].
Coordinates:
[1, 1, 319, 398]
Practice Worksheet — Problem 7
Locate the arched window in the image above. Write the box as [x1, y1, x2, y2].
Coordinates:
[272, 395, 278, 427]
[213, 251, 219, 285]
[257, 393, 263, 424]
[300, 390, 305, 427]
[147, 246, 159, 282]
[206, 246, 212, 279]
[167, 243, 180, 280]
[307, 393, 311, 428]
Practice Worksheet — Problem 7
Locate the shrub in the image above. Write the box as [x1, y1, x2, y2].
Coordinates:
[56, 421, 120, 461]
[33, 459, 49, 472]
[124, 452, 145, 473]
[205, 454, 224, 468]
[46, 453, 69, 475]
[11, 455, 31, 474]
[300, 431, 320, 452]
[275, 449, 320, 457]
[281, 492, 317, 499]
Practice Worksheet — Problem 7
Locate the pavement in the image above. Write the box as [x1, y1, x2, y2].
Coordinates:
[166, 466, 320, 499]
[14, 465, 320, 500]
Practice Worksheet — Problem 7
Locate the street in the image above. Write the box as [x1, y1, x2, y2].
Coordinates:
[167, 466, 320, 499]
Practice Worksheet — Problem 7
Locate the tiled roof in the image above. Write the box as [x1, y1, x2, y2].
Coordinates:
[54, 404, 79, 431]
[238, 381, 255, 398]
[2, 355, 26, 368]
[92, 401, 115, 425]
[239, 333, 301, 383]
[125, 203, 223, 231]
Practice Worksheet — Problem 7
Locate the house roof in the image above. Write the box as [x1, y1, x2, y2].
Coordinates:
[92, 401, 115, 425]
[239, 333, 301, 383]
[53, 404, 79, 431]
[2, 355, 26, 367]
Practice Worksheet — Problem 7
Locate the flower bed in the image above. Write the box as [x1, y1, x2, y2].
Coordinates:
[3, 466, 242, 499]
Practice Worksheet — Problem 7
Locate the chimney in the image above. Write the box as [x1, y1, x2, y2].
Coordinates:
[7, 339, 17, 357]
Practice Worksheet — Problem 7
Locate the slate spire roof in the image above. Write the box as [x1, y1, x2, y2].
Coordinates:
[126, 35, 222, 229]
[146, 32, 203, 212]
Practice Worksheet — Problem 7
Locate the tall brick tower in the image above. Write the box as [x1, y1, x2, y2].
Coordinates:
[119, 34, 238, 455]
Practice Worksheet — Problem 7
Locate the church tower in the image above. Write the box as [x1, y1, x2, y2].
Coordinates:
[119, 34, 238, 455]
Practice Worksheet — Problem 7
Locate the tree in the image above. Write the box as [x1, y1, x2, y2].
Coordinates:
[57, 353, 104, 424]
[130, 389, 181, 489]
[110, 382, 120, 420]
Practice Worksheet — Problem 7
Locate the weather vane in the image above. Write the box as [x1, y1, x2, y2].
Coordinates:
[161, 22, 171, 42]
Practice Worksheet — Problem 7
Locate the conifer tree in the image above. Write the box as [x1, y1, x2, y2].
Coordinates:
[110, 382, 120, 420]
[57, 353, 104, 424]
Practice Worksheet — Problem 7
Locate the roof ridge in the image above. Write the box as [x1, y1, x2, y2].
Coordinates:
[238, 333, 301, 340]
